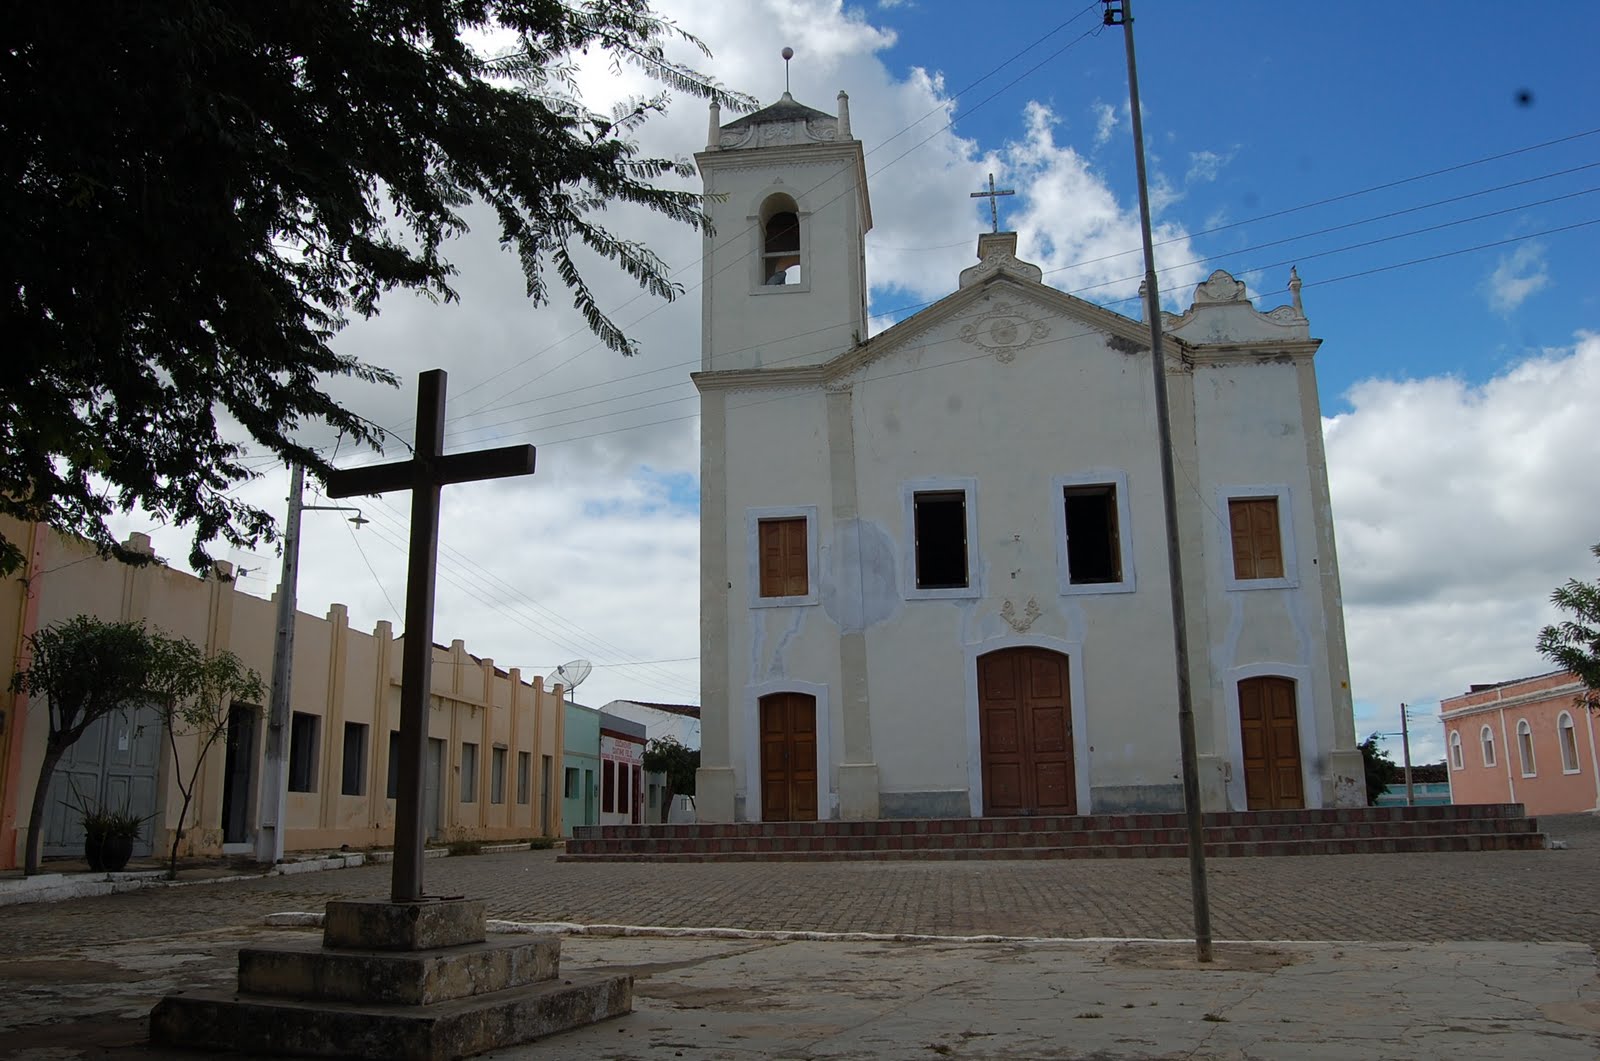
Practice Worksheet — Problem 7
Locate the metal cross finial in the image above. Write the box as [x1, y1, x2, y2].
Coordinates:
[970, 172, 1015, 233]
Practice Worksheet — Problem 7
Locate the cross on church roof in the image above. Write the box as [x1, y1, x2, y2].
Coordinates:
[970, 172, 1015, 233]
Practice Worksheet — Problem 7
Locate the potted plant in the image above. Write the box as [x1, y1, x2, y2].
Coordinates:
[80, 803, 147, 873]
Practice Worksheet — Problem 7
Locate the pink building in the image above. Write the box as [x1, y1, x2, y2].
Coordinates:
[1440, 670, 1598, 815]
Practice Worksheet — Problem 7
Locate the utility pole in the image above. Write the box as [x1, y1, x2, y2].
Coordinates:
[1103, 0, 1213, 963]
[256, 462, 304, 864]
[255, 463, 371, 865]
[1400, 703, 1415, 806]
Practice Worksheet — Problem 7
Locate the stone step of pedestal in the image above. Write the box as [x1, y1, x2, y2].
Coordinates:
[150, 970, 632, 1061]
[239, 934, 562, 1006]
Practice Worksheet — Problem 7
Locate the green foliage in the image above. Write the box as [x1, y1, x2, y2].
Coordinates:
[643, 736, 699, 795]
[1, 1, 754, 575]
[643, 735, 698, 823]
[11, 616, 184, 874]
[1537, 542, 1600, 713]
[155, 644, 263, 879]
[1359, 735, 1397, 806]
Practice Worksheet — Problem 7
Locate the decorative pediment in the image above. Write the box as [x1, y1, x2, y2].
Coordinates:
[959, 231, 1043, 288]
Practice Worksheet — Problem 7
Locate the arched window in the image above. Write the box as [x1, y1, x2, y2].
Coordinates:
[1449, 730, 1463, 770]
[1516, 718, 1536, 777]
[760, 195, 801, 285]
[1480, 725, 1496, 768]
[1558, 711, 1581, 773]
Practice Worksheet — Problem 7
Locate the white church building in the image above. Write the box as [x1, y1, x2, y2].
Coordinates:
[691, 89, 1364, 823]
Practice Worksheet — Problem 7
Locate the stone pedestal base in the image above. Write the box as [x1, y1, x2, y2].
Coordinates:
[694, 765, 737, 821]
[149, 899, 630, 1059]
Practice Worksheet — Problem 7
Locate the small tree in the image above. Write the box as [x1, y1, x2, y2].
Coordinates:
[10, 617, 175, 874]
[642, 736, 699, 824]
[1359, 735, 1397, 806]
[1537, 542, 1600, 713]
[156, 643, 264, 879]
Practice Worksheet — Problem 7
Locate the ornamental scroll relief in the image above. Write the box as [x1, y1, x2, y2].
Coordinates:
[957, 301, 1051, 363]
[1000, 597, 1042, 633]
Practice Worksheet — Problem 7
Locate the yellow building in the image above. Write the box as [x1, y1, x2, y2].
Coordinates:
[0, 517, 563, 870]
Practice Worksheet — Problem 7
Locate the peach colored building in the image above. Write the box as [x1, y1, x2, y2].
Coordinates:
[1440, 670, 1599, 816]
[0, 517, 565, 870]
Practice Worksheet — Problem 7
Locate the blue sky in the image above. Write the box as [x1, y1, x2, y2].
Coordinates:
[118, 1, 1600, 771]
[866, 0, 1598, 409]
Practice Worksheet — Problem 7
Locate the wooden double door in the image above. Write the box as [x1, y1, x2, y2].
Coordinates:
[760, 692, 817, 822]
[1238, 676, 1304, 810]
[978, 648, 1076, 816]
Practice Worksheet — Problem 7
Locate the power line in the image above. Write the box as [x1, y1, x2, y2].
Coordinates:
[432, 6, 1108, 426]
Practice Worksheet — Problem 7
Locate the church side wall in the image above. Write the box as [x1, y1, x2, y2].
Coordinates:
[1189, 357, 1360, 809]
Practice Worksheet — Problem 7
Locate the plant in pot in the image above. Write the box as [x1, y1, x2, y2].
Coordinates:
[79, 802, 148, 873]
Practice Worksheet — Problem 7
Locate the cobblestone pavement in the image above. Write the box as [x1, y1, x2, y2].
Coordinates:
[5, 814, 1598, 959]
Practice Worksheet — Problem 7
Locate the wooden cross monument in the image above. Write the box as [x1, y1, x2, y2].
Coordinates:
[327, 369, 536, 902]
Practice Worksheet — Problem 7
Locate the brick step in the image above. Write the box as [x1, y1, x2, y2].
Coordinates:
[564, 816, 1539, 857]
[573, 803, 1530, 843]
[559, 831, 1546, 864]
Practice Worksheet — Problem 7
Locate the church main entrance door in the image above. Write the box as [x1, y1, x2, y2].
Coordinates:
[1238, 676, 1304, 809]
[759, 692, 817, 822]
[978, 648, 1075, 816]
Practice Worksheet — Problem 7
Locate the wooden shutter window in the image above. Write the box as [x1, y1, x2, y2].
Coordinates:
[758, 517, 808, 598]
[1228, 497, 1284, 580]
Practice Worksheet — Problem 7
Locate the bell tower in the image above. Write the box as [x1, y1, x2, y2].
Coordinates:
[695, 83, 872, 373]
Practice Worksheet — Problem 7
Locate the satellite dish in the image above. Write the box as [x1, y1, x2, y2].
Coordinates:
[544, 659, 595, 694]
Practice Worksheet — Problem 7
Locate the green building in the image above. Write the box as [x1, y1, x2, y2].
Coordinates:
[562, 700, 601, 836]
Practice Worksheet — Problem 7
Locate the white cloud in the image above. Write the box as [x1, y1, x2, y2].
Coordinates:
[1091, 100, 1119, 147]
[1004, 101, 1206, 309]
[1327, 332, 1600, 761]
[1185, 148, 1233, 184]
[1483, 242, 1550, 313]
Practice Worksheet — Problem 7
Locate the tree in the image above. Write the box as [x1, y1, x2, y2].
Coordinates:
[642, 736, 698, 824]
[1537, 542, 1600, 713]
[9, 617, 178, 874]
[156, 643, 265, 880]
[2, 2, 753, 576]
[1359, 735, 1397, 806]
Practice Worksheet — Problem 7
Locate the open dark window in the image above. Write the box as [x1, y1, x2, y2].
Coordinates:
[913, 491, 969, 589]
[761, 199, 801, 285]
[288, 712, 319, 792]
[340, 722, 368, 796]
[1064, 484, 1121, 584]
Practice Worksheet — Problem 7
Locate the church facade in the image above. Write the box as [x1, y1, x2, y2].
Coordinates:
[692, 91, 1363, 822]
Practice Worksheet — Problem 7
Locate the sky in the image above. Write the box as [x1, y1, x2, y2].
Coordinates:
[112, 1, 1600, 769]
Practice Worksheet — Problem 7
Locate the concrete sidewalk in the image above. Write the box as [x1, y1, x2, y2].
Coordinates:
[4, 920, 1597, 1059]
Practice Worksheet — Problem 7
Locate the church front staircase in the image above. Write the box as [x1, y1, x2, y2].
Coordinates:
[561, 804, 1543, 862]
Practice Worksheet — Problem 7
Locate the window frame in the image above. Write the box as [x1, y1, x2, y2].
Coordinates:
[601, 760, 616, 813]
[340, 721, 368, 797]
[1480, 724, 1496, 768]
[746, 506, 819, 608]
[1516, 718, 1536, 778]
[563, 766, 579, 800]
[902, 478, 981, 600]
[460, 741, 479, 803]
[518, 751, 533, 805]
[1218, 484, 1299, 591]
[1053, 471, 1136, 596]
[288, 712, 320, 793]
[750, 193, 811, 294]
[1558, 711, 1581, 774]
[1448, 730, 1463, 771]
[490, 745, 507, 805]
